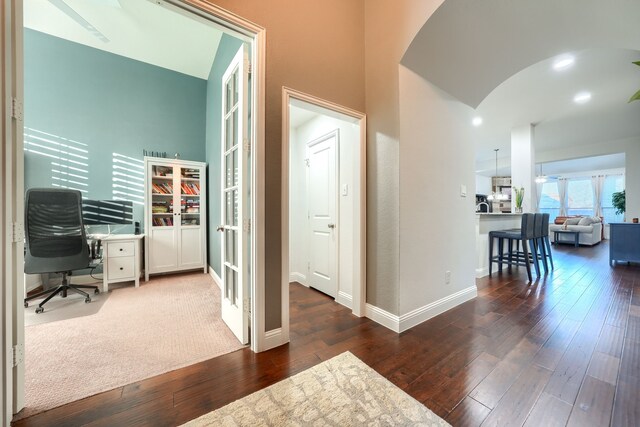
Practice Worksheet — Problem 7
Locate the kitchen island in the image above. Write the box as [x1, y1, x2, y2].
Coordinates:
[476, 213, 523, 278]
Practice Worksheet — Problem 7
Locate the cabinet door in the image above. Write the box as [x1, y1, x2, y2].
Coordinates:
[179, 227, 203, 268]
[149, 226, 178, 272]
[176, 165, 204, 268]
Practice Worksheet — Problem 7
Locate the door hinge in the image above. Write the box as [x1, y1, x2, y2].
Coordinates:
[243, 298, 250, 314]
[12, 222, 24, 243]
[304, 158, 310, 167]
[243, 139, 251, 154]
[244, 58, 252, 75]
[243, 219, 251, 232]
[11, 97, 23, 121]
[12, 344, 24, 367]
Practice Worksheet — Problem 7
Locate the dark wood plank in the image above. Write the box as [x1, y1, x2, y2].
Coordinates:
[566, 376, 615, 427]
[445, 397, 491, 427]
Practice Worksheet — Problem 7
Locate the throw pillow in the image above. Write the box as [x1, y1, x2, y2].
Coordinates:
[578, 217, 594, 226]
[566, 217, 582, 225]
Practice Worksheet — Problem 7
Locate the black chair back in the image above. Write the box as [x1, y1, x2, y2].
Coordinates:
[521, 213, 536, 239]
[534, 213, 544, 238]
[24, 188, 90, 274]
[541, 213, 550, 236]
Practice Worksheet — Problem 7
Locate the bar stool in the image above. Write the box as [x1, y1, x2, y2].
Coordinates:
[541, 213, 554, 270]
[489, 213, 538, 282]
[533, 213, 548, 273]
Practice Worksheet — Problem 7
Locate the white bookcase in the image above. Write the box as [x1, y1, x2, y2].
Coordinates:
[144, 157, 207, 280]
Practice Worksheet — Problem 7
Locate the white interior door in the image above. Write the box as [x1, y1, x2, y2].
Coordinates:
[307, 131, 338, 297]
[220, 45, 250, 344]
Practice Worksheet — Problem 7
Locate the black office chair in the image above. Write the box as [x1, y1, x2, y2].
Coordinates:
[24, 188, 99, 314]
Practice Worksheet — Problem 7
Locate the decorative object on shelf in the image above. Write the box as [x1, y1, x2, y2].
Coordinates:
[535, 163, 548, 183]
[633, 218, 639, 224]
[143, 149, 167, 158]
[513, 186, 524, 213]
[487, 148, 508, 201]
[612, 189, 625, 216]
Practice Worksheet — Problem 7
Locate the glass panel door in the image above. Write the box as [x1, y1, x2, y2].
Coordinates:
[220, 44, 250, 344]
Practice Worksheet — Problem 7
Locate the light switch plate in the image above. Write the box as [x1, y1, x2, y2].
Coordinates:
[342, 184, 348, 196]
[460, 184, 467, 197]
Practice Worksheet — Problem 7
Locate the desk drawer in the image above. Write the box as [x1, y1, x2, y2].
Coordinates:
[108, 256, 135, 280]
[108, 241, 135, 258]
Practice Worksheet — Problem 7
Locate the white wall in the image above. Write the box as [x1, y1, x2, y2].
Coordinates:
[398, 66, 478, 317]
[289, 113, 359, 307]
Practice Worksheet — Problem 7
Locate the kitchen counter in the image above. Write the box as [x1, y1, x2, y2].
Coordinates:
[475, 213, 523, 278]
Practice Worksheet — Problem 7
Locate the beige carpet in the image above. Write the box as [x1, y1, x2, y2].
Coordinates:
[183, 352, 450, 427]
[20, 273, 244, 420]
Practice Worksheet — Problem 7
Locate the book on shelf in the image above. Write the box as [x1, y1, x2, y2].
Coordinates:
[180, 182, 200, 195]
[152, 182, 173, 194]
[152, 217, 174, 226]
[182, 168, 200, 179]
[153, 166, 173, 177]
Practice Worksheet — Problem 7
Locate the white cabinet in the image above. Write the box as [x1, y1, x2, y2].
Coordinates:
[102, 234, 144, 292]
[144, 157, 207, 280]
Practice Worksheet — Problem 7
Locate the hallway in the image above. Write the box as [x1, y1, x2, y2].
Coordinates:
[13, 242, 639, 426]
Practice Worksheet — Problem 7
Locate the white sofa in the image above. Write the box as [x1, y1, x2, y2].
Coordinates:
[549, 216, 603, 246]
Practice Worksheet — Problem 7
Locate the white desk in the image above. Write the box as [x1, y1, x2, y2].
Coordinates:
[100, 234, 145, 292]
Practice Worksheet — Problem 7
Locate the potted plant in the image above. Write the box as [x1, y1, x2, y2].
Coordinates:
[612, 190, 625, 219]
[513, 186, 524, 213]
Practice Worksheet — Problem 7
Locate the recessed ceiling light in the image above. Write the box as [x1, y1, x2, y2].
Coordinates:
[573, 92, 592, 104]
[553, 56, 575, 71]
[472, 117, 483, 127]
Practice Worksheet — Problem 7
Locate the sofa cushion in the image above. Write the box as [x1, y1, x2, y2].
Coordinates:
[569, 225, 595, 233]
[578, 217, 595, 226]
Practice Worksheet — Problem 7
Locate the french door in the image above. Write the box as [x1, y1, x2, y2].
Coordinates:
[220, 44, 250, 344]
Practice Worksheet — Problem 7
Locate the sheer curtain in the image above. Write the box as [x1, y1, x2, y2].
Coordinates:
[558, 178, 568, 216]
[592, 175, 605, 218]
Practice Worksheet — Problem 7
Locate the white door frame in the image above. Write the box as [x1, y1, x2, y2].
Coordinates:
[2, 0, 25, 424]
[3, 0, 267, 421]
[282, 87, 367, 341]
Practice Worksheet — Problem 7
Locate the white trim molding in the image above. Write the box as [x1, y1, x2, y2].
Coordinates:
[336, 291, 353, 309]
[366, 286, 478, 333]
[208, 266, 223, 290]
[262, 328, 284, 351]
[475, 267, 489, 278]
[365, 304, 400, 333]
[289, 272, 306, 284]
[399, 286, 477, 332]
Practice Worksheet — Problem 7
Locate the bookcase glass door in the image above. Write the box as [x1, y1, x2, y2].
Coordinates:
[151, 165, 174, 227]
[220, 44, 249, 344]
[180, 167, 201, 226]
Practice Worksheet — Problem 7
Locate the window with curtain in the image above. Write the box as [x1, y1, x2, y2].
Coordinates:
[567, 179, 594, 216]
[602, 175, 625, 223]
[539, 181, 560, 222]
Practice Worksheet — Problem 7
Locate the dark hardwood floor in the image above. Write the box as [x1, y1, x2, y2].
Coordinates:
[13, 241, 640, 426]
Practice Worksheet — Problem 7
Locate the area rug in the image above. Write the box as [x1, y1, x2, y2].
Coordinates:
[19, 273, 244, 420]
[182, 351, 450, 426]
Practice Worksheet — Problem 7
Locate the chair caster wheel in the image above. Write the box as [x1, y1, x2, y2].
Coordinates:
[35, 307, 44, 314]
[85, 297, 91, 303]
[24, 302, 28, 308]
[94, 289, 100, 295]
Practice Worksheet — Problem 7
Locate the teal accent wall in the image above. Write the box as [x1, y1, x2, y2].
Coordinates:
[24, 29, 207, 230]
[205, 34, 243, 274]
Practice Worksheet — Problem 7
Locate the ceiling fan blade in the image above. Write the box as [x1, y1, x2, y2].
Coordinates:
[48, 0, 110, 43]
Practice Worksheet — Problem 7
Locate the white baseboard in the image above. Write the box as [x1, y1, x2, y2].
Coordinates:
[24, 274, 42, 293]
[289, 272, 306, 284]
[365, 285, 478, 333]
[476, 267, 488, 278]
[365, 304, 400, 333]
[208, 266, 222, 290]
[262, 328, 287, 351]
[336, 291, 353, 309]
[399, 286, 477, 332]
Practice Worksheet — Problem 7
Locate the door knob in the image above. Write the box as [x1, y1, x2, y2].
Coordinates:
[217, 225, 224, 232]
[328, 224, 335, 229]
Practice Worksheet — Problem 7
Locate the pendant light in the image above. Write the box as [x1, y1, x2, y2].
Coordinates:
[535, 163, 548, 183]
[487, 149, 508, 201]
